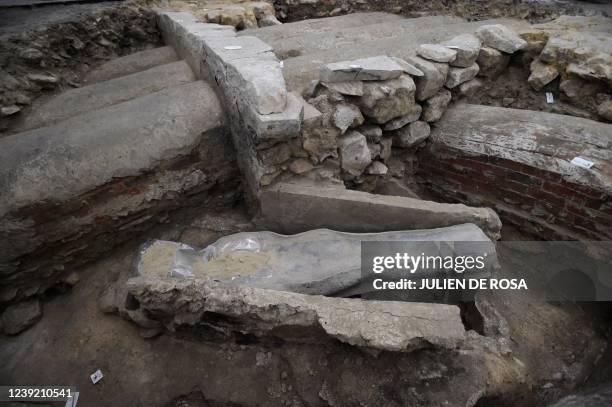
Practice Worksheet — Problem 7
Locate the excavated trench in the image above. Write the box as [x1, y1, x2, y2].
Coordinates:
[1, 1, 611, 406]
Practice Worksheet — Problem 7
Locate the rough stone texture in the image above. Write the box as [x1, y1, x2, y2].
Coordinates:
[366, 161, 388, 175]
[339, 131, 371, 176]
[84, 46, 179, 84]
[22, 60, 196, 131]
[383, 104, 422, 130]
[157, 11, 301, 197]
[321, 80, 363, 96]
[441, 33, 482, 68]
[528, 58, 559, 90]
[390, 56, 424, 76]
[356, 123, 383, 142]
[259, 182, 502, 240]
[457, 78, 484, 97]
[477, 46, 511, 78]
[422, 89, 453, 122]
[445, 63, 480, 89]
[320, 55, 404, 82]
[0, 81, 240, 303]
[333, 103, 364, 133]
[475, 24, 527, 54]
[405, 56, 449, 101]
[421, 104, 612, 240]
[598, 100, 612, 121]
[126, 276, 466, 352]
[417, 44, 457, 63]
[393, 121, 431, 148]
[356, 74, 417, 123]
[1, 300, 42, 335]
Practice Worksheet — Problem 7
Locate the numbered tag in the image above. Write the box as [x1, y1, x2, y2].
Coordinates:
[545, 92, 554, 104]
[90, 370, 103, 384]
[571, 157, 594, 169]
[223, 45, 242, 50]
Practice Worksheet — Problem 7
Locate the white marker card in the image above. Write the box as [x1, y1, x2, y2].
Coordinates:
[90, 369, 103, 384]
[545, 92, 554, 104]
[570, 157, 594, 169]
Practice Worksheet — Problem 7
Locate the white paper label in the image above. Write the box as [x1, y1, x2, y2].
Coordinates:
[90, 370, 103, 384]
[349, 64, 361, 69]
[223, 45, 242, 50]
[546, 92, 554, 104]
[570, 157, 594, 169]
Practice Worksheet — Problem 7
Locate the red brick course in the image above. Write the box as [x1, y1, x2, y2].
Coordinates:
[419, 146, 612, 241]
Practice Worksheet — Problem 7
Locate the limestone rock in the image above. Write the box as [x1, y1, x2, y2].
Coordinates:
[1, 300, 42, 335]
[19, 48, 43, 63]
[566, 54, 612, 86]
[205, 6, 258, 29]
[259, 143, 292, 166]
[422, 89, 452, 122]
[405, 56, 449, 101]
[457, 78, 483, 97]
[445, 64, 480, 89]
[598, 100, 612, 121]
[528, 59, 559, 91]
[379, 137, 393, 161]
[366, 161, 388, 175]
[322, 81, 364, 96]
[383, 104, 422, 131]
[390, 57, 424, 77]
[320, 56, 404, 82]
[476, 24, 527, 54]
[356, 74, 417, 124]
[303, 126, 340, 163]
[519, 29, 549, 54]
[417, 44, 457, 63]
[393, 121, 431, 148]
[333, 103, 364, 134]
[441, 34, 482, 68]
[258, 14, 282, 27]
[27, 73, 59, 87]
[339, 131, 372, 176]
[126, 276, 466, 352]
[289, 158, 315, 174]
[1, 105, 20, 116]
[367, 142, 382, 160]
[356, 124, 383, 142]
[477, 46, 510, 78]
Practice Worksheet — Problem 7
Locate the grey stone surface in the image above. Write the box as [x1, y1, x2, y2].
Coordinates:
[528, 58, 559, 90]
[430, 103, 612, 196]
[22, 60, 195, 131]
[259, 182, 502, 239]
[366, 161, 388, 175]
[321, 80, 364, 96]
[244, 91, 303, 139]
[0, 81, 225, 218]
[393, 121, 431, 148]
[383, 104, 422, 130]
[126, 275, 466, 352]
[356, 124, 383, 142]
[357, 74, 417, 123]
[422, 89, 453, 122]
[476, 46, 511, 78]
[333, 103, 364, 134]
[339, 131, 371, 176]
[417, 44, 457, 63]
[320, 56, 405, 82]
[445, 63, 480, 89]
[1, 300, 42, 335]
[457, 78, 484, 97]
[441, 34, 482, 68]
[598, 100, 612, 121]
[405, 56, 449, 101]
[475, 24, 527, 53]
[390, 57, 424, 77]
[84, 46, 179, 84]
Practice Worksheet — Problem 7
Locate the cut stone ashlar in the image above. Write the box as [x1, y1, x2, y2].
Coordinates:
[320, 56, 409, 82]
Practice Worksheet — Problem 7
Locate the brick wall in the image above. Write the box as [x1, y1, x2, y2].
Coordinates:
[419, 144, 611, 241]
